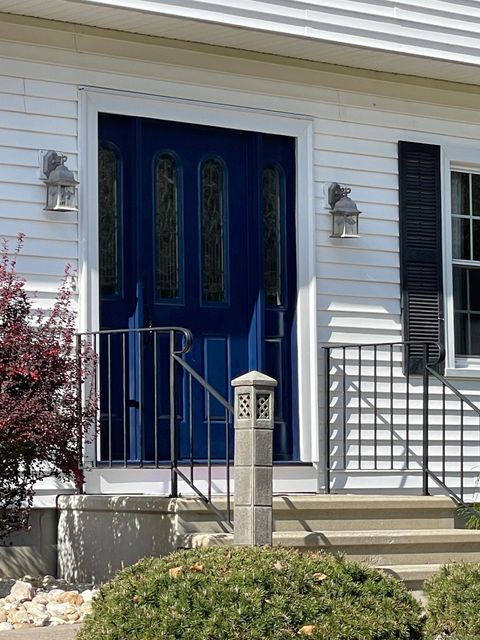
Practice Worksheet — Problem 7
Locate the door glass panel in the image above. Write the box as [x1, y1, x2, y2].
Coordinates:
[98, 145, 120, 295]
[263, 166, 282, 306]
[201, 159, 225, 303]
[155, 154, 180, 300]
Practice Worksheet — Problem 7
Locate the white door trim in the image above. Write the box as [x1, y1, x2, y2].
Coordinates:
[78, 86, 319, 492]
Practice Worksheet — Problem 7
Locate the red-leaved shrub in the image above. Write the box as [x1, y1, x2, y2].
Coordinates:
[0, 236, 96, 538]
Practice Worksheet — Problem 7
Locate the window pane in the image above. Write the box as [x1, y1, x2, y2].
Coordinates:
[469, 268, 480, 311]
[453, 266, 468, 311]
[263, 166, 282, 306]
[473, 174, 480, 217]
[451, 172, 470, 215]
[202, 159, 225, 303]
[99, 146, 120, 295]
[471, 315, 480, 355]
[451, 217, 470, 260]
[155, 155, 180, 300]
[455, 312, 468, 356]
[473, 219, 480, 262]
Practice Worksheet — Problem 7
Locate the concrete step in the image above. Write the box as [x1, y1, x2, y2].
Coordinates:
[176, 495, 458, 534]
[380, 564, 443, 592]
[180, 528, 480, 569]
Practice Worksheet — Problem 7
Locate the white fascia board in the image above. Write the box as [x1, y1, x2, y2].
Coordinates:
[63, 0, 480, 68]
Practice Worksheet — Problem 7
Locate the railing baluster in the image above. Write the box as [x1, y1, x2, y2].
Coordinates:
[405, 343, 410, 469]
[170, 330, 178, 497]
[138, 330, 143, 467]
[461, 399, 464, 502]
[123, 332, 127, 467]
[342, 346, 347, 470]
[442, 383, 446, 484]
[422, 343, 429, 496]
[207, 393, 212, 503]
[374, 344, 378, 470]
[390, 344, 394, 469]
[189, 372, 194, 484]
[75, 333, 83, 493]
[358, 346, 362, 470]
[93, 333, 98, 467]
[323, 347, 331, 493]
[107, 333, 112, 468]
[153, 330, 158, 468]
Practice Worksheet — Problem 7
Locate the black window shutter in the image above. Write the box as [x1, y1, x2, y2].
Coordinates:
[398, 141, 444, 374]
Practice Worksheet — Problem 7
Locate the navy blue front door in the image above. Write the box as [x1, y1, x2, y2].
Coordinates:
[98, 113, 297, 462]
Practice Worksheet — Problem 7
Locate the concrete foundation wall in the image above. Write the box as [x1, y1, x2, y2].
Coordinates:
[0, 509, 57, 578]
[57, 496, 179, 583]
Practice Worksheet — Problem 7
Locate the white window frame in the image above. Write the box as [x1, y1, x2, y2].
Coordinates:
[442, 145, 480, 377]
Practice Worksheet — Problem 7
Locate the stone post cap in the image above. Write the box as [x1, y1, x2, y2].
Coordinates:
[231, 370, 277, 388]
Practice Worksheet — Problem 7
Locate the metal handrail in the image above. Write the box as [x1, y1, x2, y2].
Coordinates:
[76, 325, 233, 528]
[172, 354, 234, 414]
[426, 365, 480, 417]
[323, 340, 480, 524]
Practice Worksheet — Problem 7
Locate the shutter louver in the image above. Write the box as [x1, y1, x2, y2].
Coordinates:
[398, 141, 444, 374]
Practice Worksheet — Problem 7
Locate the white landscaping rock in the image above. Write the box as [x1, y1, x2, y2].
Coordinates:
[8, 610, 30, 625]
[0, 575, 98, 630]
[81, 588, 99, 603]
[10, 581, 35, 602]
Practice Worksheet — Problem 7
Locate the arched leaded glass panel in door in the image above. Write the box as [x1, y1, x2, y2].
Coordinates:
[98, 145, 121, 296]
[263, 165, 283, 306]
[201, 159, 226, 303]
[155, 154, 181, 300]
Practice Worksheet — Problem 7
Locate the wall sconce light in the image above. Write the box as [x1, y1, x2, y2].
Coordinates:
[328, 182, 361, 238]
[41, 151, 79, 212]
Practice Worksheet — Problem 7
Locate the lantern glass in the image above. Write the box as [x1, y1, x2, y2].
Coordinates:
[45, 182, 78, 212]
[331, 211, 359, 238]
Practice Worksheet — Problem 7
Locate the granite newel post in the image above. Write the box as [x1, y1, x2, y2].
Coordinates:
[231, 371, 277, 546]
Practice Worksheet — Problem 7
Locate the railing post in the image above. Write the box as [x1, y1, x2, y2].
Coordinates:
[75, 333, 84, 495]
[170, 330, 178, 497]
[232, 370, 277, 546]
[323, 347, 331, 493]
[422, 343, 430, 496]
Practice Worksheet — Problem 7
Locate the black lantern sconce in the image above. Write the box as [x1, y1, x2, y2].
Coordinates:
[328, 182, 361, 238]
[41, 151, 79, 212]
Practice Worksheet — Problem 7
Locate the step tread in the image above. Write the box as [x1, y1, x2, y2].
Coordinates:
[272, 529, 480, 545]
[182, 529, 480, 546]
[176, 495, 457, 512]
[379, 564, 443, 578]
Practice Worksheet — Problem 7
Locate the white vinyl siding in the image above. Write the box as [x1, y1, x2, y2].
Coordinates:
[0, 20, 480, 496]
[0, 76, 78, 301]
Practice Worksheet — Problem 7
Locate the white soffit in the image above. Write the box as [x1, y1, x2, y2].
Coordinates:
[0, 0, 480, 84]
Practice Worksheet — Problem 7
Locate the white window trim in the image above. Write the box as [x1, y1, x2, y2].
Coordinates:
[442, 145, 480, 377]
[78, 86, 319, 478]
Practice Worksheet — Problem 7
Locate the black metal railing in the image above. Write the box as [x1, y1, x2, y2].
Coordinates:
[424, 362, 480, 506]
[77, 326, 233, 527]
[323, 341, 480, 512]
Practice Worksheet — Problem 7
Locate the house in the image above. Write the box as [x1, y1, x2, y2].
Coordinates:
[1, 0, 480, 585]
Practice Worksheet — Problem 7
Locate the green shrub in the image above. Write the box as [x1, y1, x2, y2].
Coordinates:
[425, 562, 480, 639]
[461, 504, 480, 530]
[78, 546, 423, 640]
